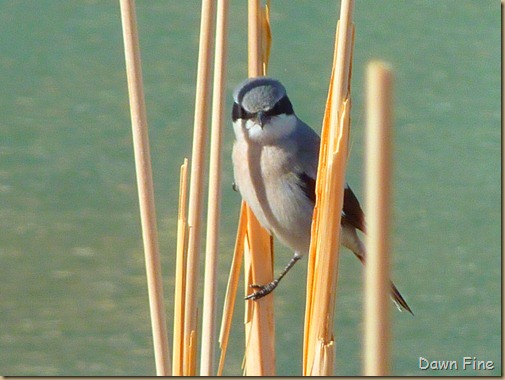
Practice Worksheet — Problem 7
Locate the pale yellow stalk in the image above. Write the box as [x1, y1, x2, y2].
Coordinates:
[182, 0, 216, 375]
[200, 0, 229, 375]
[217, 0, 274, 375]
[303, 0, 354, 375]
[242, 205, 275, 376]
[363, 61, 393, 376]
[217, 203, 247, 376]
[172, 158, 189, 376]
[119, 0, 171, 375]
[241, 0, 276, 376]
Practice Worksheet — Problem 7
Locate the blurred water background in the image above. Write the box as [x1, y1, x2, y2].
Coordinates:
[0, 0, 500, 375]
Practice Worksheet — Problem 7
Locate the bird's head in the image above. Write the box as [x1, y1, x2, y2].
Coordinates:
[232, 77, 297, 143]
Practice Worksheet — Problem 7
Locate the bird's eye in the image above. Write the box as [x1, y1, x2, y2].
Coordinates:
[264, 95, 294, 118]
[232, 102, 254, 122]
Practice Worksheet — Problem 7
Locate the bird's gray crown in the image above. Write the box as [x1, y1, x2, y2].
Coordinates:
[232, 77, 294, 122]
[233, 77, 287, 113]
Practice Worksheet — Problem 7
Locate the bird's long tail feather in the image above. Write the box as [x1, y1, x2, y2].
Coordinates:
[390, 281, 414, 315]
[352, 251, 413, 315]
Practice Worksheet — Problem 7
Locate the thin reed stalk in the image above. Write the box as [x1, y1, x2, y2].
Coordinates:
[182, 0, 216, 375]
[243, 205, 275, 376]
[303, 0, 354, 375]
[217, 205, 247, 376]
[119, 0, 171, 375]
[217, 0, 274, 375]
[200, 0, 229, 375]
[363, 61, 393, 376]
[172, 158, 189, 375]
[247, 0, 262, 77]
[241, 0, 276, 376]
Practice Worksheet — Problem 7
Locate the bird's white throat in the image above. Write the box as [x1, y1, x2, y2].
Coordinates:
[233, 114, 297, 145]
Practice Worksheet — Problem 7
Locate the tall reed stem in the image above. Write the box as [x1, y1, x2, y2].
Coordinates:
[303, 0, 354, 375]
[200, 0, 229, 375]
[119, 0, 171, 375]
[363, 61, 393, 376]
[183, 0, 216, 375]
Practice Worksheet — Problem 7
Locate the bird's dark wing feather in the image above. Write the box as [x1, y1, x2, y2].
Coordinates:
[297, 172, 316, 203]
[297, 172, 366, 234]
[342, 185, 366, 233]
[291, 122, 365, 232]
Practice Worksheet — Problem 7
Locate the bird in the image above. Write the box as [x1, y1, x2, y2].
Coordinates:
[231, 76, 412, 314]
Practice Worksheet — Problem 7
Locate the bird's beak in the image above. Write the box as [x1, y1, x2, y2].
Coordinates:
[256, 111, 266, 129]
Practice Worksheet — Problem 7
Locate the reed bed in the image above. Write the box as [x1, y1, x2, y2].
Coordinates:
[120, 0, 395, 376]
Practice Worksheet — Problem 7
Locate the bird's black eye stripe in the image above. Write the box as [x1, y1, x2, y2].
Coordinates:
[232, 102, 254, 122]
[232, 95, 293, 122]
[264, 95, 294, 117]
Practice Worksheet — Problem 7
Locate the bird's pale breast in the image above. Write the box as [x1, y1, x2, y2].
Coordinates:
[232, 139, 313, 254]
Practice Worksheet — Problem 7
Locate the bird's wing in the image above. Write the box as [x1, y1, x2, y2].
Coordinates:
[291, 121, 366, 234]
[292, 120, 319, 204]
[342, 184, 366, 233]
[297, 175, 367, 234]
[297, 172, 316, 203]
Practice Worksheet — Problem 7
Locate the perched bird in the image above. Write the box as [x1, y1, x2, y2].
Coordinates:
[231, 77, 412, 314]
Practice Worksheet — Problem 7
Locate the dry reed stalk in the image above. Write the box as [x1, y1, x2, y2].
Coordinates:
[200, 0, 229, 375]
[172, 158, 189, 376]
[119, 0, 171, 375]
[247, 0, 262, 78]
[363, 61, 393, 376]
[241, 0, 276, 376]
[182, 0, 216, 375]
[217, 204, 247, 376]
[260, 1, 272, 75]
[302, 0, 354, 376]
[243, 205, 275, 376]
[217, 0, 274, 375]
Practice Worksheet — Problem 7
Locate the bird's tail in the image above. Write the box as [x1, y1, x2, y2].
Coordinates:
[390, 281, 414, 315]
[352, 251, 414, 315]
[341, 222, 413, 314]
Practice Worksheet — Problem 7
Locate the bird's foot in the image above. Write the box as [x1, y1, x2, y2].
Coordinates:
[244, 280, 279, 300]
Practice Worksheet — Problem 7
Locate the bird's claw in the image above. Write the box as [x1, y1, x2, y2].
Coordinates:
[245, 280, 278, 300]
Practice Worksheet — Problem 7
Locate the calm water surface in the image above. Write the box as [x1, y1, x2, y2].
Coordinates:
[0, 0, 500, 376]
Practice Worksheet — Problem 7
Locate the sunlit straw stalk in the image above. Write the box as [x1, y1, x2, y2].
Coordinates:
[119, 0, 171, 375]
[241, 0, 276, 376]
[363, 61, 393, 376]
[303, 0, 354, 376]
[217, 205, 247, 376]
[172, 158, 189, 376]
[217, 0, 274, 376]
[200, 0, 229, 375]
[182, 0, 216, 375]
